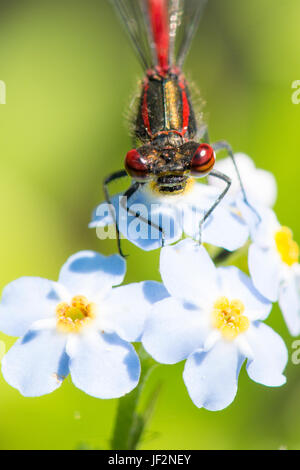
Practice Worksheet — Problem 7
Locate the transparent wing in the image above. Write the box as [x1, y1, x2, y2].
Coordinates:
[170, 0, 208, 68]
[110, 0, 155, 69]
[110, 0, 207, 70]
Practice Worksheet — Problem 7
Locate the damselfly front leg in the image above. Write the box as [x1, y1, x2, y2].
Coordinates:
[103, 170, 128, 258]
[120, 183, 166, 250]
[198, 170, 232, 244]
[201, 125, 261, 223]
[104, 171, 165, 257]
[212, 139, 261, 224]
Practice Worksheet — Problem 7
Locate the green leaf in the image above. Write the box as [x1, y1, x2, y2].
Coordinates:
[129, 382, 162, 449]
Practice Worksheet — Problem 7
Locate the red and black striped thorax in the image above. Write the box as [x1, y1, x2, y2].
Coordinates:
[135, 68, 197, 147]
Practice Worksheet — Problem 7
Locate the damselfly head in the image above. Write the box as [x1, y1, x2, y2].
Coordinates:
[125, 142, 215, 193]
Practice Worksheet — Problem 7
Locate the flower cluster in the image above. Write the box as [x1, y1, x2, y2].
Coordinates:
[0, 154, 298, 411]
[0, 251, 167, 398]
[142, 239, 287, 410]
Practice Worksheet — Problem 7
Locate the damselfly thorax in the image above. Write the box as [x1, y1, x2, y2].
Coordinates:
[137, 67, 197, 143]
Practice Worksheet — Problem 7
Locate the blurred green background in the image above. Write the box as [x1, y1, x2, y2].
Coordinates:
[0, 0, 299, 450]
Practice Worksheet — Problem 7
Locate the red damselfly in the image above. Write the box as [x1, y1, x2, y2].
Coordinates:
[104, 0, 254, 256]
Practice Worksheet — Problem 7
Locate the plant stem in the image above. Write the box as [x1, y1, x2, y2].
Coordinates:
[213, 242, 250, 267]
[110, 346, 158, 450]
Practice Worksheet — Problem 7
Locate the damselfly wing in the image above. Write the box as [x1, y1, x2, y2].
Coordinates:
[112, 0, 207, 69]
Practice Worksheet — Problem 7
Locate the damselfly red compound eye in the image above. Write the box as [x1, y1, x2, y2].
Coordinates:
[190, 143, 215, 177]
[125, 149, 150, 181]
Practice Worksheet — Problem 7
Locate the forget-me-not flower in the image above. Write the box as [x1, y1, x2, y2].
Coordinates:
[90, 179, 249, 252]
[240, 204, 300, 336]
[142, 239, 288, 411]
[208, 153, 277, 208]
[0, 251, 167, 398]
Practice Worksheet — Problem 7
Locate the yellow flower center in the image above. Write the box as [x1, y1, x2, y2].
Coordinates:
[212, 296, 250, 341]
[275, 226, 299, 266]
[56, 295, 96, 333]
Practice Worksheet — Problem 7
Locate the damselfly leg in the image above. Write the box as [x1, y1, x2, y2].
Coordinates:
[120, 184, 165, 251]
[103, 170, 128, 258]
[212, 140, 261, 224]
[104, 171, 165, 257]
[198, 169, 232, 244]
[202, 127, 261, 224]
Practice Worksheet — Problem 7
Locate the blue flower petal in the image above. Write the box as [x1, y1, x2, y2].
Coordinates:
[279, 275, 300, 336]
[217, 266, 272, 321]
[183, 341, 244, 411]
[202, 206, 249, 251]
[142, 280, 170, 304]
[237, 198, 279, 245]
[159, 239, 217, 304]
[68, 331, 140, 399]
[58, 250, 126, 298]
[182, 182, 249, 250]
[0, 277, 62, 337]
[248, 244, 281, 302]
[142, 297, 208, 364]
[103, 281, 169, 342]
[246, 322, 287, 386]
[90, 193, 182, 251]
[2, 328, 68, 397]
[90, 182, 249, 252]
[209, 153, 277, 208]
[184, 204, 249, 251]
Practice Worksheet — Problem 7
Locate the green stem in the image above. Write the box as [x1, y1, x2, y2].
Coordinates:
[212, 242, 250, 267]
[110, 346, 158, 450]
